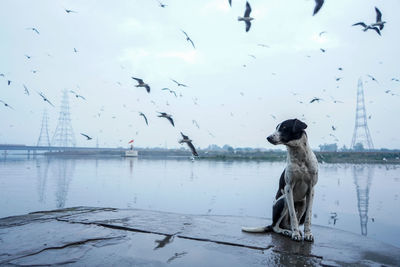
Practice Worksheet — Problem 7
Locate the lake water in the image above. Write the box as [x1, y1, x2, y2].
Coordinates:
[0, 155, 399, 248]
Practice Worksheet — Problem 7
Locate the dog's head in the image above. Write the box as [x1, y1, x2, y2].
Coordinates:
[267, 119, 307, 146]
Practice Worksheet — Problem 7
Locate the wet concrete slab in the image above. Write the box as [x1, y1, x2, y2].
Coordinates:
[0, 207, 399, 266]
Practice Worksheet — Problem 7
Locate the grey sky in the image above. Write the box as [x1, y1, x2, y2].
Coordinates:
[0, 0, 399, 149]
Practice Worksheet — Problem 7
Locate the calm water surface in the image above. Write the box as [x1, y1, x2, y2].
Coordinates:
[0, 155, 399, 248]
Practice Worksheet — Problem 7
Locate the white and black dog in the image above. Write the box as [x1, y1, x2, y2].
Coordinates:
[242, 119, 318, 242]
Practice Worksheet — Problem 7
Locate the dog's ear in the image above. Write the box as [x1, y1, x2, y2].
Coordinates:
[292, 119, 307, 132]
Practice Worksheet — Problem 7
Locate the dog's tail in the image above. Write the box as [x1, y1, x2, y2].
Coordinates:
[241, 225, 273, 233]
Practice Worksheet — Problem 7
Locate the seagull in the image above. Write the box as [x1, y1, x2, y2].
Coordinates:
[132, 77, 150, 93]
[73, 48, 78, 53]
[38, 92, 55, 107]
[228, 0, 232, 7]
[310, 97, 323, 103]
[270, 114, 277, 120]
[139, 112, 148, 125]
[23, 84, 29, 95]
[181, 30, 195, 49]
[192, 120, 200, 129]
[313, 0, 324, 16]
[26, 27, 40, 34]
[391, 78, 399, 82]
[179, 132, 199, 157]
[248, 54, 256, 59]
[7, 80, 11, 86]
[352, 22, 381, 35]
[372, 7, 386, 30]
[0, 100, 14, 110]
[352, 7, 385, 36]
[320, 48, 326, 53]
[238, 1, 253, 32]
[367, 74, 379, 83]
[338, 67, 343, 71]
[25, 54, 31, 59]
[257, 43, 270, 48]
[162, 88, 177, 97]
[65, 9, 77, 13]
[157, 112, 174, 127]
[336, 77, 342, 81]
[157, 0, 167, 8]
[80, 133, 92, 140]
[70, 90, 86, 100]
[319, 31, 327, 36]
[171, 79, 188, 87]
[332, 126, 336, 131]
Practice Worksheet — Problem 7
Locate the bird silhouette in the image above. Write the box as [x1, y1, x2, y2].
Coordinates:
[38, 92, 55, 107]
[132, 77, 150, 93]
[313, 0, 324, 16]
[23, 84, 30, 95]
[0, 100, 14, 110]
[65, 9, 77, 13]
[179, 132, 198, 156]
[238, 1, 253, 32]
[181, 30, 195, 49]
[171, 79, 188, 87]
[158, 112, 174, 127]
[139, 112, 148, 125]
[70, 90, 86, 100]
[26, 27, 40, 34]
[162, 88, 177, 97]
[80, 133, 92, 140]
[352, 7, 385, 36]
[310, 97, 323, 103]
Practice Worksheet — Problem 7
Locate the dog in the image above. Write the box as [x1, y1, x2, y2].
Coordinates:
[242, 119, 318, 242]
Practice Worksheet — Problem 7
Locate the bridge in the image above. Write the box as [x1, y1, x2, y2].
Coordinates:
[0, 144, 125, 155]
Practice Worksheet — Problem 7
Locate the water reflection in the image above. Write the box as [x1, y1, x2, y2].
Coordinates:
[46, 159, 76, 208]
[352, 165, 373, 236]
[35, 158, 50, 203]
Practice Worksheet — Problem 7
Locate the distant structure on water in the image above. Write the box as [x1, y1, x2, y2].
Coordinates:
[351, 78, 374, 150]
[51, 90, 76, 147]
[37, 109, 51, 147]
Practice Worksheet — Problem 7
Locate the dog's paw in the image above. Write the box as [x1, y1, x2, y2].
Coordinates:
[304, 231, 314, 242]
[282, 229, 292, 237]
[291, 231, 302, 241]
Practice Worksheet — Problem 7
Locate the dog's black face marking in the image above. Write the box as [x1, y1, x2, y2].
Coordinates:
[267, 119, 307, 145]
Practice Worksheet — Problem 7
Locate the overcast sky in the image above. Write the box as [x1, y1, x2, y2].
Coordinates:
[0, 0, 399, 149]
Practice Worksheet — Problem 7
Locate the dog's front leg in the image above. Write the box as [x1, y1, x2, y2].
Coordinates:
[284, 184, 301, 241]
[304, 187, 315, 242]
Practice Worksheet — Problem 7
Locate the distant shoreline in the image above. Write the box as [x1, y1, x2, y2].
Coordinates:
[16, 150, 400, 164]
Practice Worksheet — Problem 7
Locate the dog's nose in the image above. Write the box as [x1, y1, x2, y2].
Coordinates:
[267, 136, 272, 143]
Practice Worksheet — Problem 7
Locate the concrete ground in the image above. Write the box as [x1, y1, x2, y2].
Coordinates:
[0, 207, 399, 266]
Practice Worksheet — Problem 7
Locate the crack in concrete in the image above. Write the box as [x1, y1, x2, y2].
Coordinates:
[56, 217, 274, 251]
[1, 236, 122, 265]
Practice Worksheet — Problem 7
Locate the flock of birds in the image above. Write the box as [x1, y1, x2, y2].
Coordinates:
[0, 1, 397, 157]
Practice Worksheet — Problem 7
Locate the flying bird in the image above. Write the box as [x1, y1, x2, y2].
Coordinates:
[179, 132, 198, 157]
[352, 7, 385, 36]
[162, 88, 177, 97]
[338, 67, 343, 71]
[320, 48, 326, 53]
[157, 0, 167, 8]
[336, 77, 342, 81]
[367, 74, 379, 83]
[238, 1, 253, 32]
[70, 90, 86, 100]
[391, 78, 399, 82]
[80, 133, 92, 140]
[23, 84, 29, 95]
[139, 112, 148, 125]
[319, 31, 327, 36]
[0, 100, 14, 110]
[65, 9, 77, 13]
[38, 92, 55, 107]
[313, 0, 324, 16]
[181, 30, 195, 49]
[228, 0, 232, 7]
[192, 120, 200, 129]
[26, 27, 40, 34]
[332, 126, 336, 131]
[171, 79, 188, 87]
[132, 77, 150, 93]
[25, 54, 31, 59]
[7, 80, 11, 86]
[73, 48, 78, 53]
[310, 97, 323, 103]
[157, 112, 174, 127]
[257, 43, 270, 48]
[248, 54, 256, 59]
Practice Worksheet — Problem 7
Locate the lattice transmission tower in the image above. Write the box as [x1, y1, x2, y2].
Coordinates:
[37, 109, 51, 147]
[52, 89, 76, 147]
[351, 78, 374, 150]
